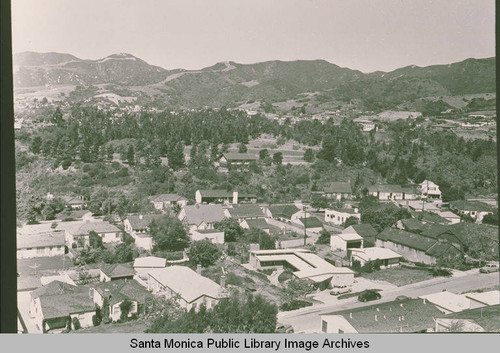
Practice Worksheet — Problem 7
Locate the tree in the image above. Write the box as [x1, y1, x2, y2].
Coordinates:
[119, 300, 134, 321]
[167, 139, 185, 171]
[189, 240, 222, 267]
[272, 152, 283, 165]
[72, 317, 81, 330]
[316, 230, 331, 244]
[245, 229, 275, 250]
[127, 145, 135, 165]
[30, 136, 42, 154]
[114, 243, 136, 263]
[303, 148, 315, 162]
[149, 216, 190, 252]
[89, 230, 103, 249]
[52, 106, 64, 125]
[259, 149, 269, 160]
[237, 143, 247, 153]
[344, 216, 359, 228]
[311, 194, 329, 210]
[214, 218, 244, 242]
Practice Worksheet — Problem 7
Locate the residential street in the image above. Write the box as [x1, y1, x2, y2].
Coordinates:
[277, 270, 499, 333]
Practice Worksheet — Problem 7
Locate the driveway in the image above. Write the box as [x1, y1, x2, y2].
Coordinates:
[17, 291, 41, 333]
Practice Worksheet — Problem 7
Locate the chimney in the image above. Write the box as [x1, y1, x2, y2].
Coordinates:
[196, 264, 202, 275]
[139, 214, 143, 220]
[232, 191, 238, 204]
[220, 275, 226, 288]
[374, 315, 378, 322]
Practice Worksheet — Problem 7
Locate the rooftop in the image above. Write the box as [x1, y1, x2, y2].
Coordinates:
[344, 224, 378, 238]
[39, 290, 96, 320]
[298, 217, 324, 228]
[69, 221, 121, 235]
[350, 247, 402, 261]
[228, 204, 264, 219]
[377, 228, 437, 252]
[150, 194, 187, 202]
[267, 204, 301, 219]
[368, 184, 404, 193]
[222, 152, 258, 161]
[148, 265, 226, 303]
[182, 204, 226, 226]
[464, 291, 500, 306]
[450, 200, 496, 212]
[91, 279, 152, 305]
[323, 182, 352, 194]
[442, 305, 500, 332]
[100, 263, 135, 279]
[133, 256, 167, 268]
[325, 298, 441, 333]
[17, 231, 66, 249]
[420, 291, 471, 313]
[126, 214, 164, 230]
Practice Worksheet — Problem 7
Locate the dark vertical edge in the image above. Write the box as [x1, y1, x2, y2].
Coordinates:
[0, 0, 17, 333]
[496, 0, 500, 232]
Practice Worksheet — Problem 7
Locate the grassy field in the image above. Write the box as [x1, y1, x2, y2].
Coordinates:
[361, 266, 435, 287]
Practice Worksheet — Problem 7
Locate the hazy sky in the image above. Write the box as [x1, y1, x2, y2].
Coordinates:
[12, 0, 495, 72]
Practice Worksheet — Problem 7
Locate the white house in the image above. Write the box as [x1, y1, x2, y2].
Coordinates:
[324, 208, 361, 225]
[195, 190, 257, 205]
[419, 180, 442, 199]
[99, 264, 135, 282]
[64, 221, 122, 247]
[368, 185, 404, 201]
[133, 256, 167, 279]
[147, 266, 228, 311]
[178, 204, 226, 233]
[349, 247, 402, 268]
[190, 229, 225, 244]
[320, 315, 358, 333]
[449, 200, 495, 224]
[17, 231, 66, 259]
[149, 194, 188, 211]
[330, 233, 363, 251]
[123, 214, 164, 251]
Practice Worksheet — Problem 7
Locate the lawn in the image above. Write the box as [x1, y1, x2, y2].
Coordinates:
[73, 319, 148, 333]
[361, 267, 435, 287]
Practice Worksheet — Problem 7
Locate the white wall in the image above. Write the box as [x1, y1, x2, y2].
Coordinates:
[17, 245, 65, 259]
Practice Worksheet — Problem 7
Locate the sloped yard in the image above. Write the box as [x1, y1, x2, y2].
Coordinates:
[361, 266, 435, 287]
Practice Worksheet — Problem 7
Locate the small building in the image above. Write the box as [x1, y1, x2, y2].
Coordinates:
[89, 279, 152, 322]
[195, 190, 257, 205]
[434, 305, 500, 332]
[330, 233, 363, 251]
[240, 218, 280, 235]
[62, 196, 87, 210]
[149, 194, 188, 211]
[419, 180, 442, 199]
[353, 117, 377, 132]
[65, 221, 122, 247]
[324, 208, 361, 225]
[225, 203, 265, 222]
[191, 229, 225, 244]
[420, 292, 473, 314]
[368, 185, 404, 201]
[133, 256, 167, 279]
[17, 231, 66, 259]
[99, 263, 135, 282]
[123, 214, 163, 250]
[147, 266, 227, 311]
[435, 211, 461, 224]
[342, 224, 378, 247]
[263, 204, 309, 222]
[178, 204, 226, 233]
[349, 247, 402, 268]
[322, 182, 353, 200]
[219, 152, 258, 170]
[449, 200, 495, 224]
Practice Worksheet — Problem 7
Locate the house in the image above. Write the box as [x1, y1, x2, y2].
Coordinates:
[349, 247, 402, 268]
[191, 229, 225, 244]
[57, 209, 93, 221]
[400, 185, 419, 200]
[30, 281, 95, 332]
[322, 182, 353, 200]
[149, 194, 188, 211]
[147, 265, 227, 311]
[248, 249, 355, 288]
[99, 263, 135, 282]
[368, 185, 404, 200]
[89, 279, 152, 322]
[353, 117, 377, 132]
[240, 218, 281, 235]
[434, 305, 500, 332]
[225, 203, 264, 222]
[195, 190, 257, 205]
[330, 233, 363, 251]
[62, 195, 87, 210]
[178, 204, 226, 233]
[263, 204, 309, 222]
[218, 152, 258, 170]
[123, 214, 164, 251]
[435, 211, 461, 224]
[376, 228, 462, 265]
[133, 256, 167, 279]
[17, 231, 66, 259]
[449, 200, 495, 223]
[319, 298, 442, 333]
[396, 220, 464, 251]
[342, 224, 378, 247]
[464, 290, 500, 309]
[292, 217, 324, 233]
[420, 291, 473, 314]
[419, 180, 442, 199]
[324, 208, 361, 225]
[64, 221, 122, 247]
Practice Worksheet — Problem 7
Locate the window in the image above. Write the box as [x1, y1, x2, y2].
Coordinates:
[322, 320, 328, 333]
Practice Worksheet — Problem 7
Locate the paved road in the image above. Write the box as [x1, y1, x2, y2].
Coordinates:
[278, 270, 499, 333]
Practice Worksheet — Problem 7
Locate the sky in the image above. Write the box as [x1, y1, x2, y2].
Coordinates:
[11, 0, 495, 73]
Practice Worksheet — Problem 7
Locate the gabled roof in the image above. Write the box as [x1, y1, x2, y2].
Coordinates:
[441, 305, 500, 332]
[267, 204, 301, 219]
[70, 221, 121, 235]
[39, 291, 96, 320]
[420, 292, 471, 313]
[245, 218, 270, 229]
[150, 194, 187, 202]
[328, 208, 359, 215]
[31, 280, 79, 299]
[182, 204, 226, 226]
[100, 263, 135, 279]
[449, 200, 495, 212]
[377, 228, 437, 252]
[368, 184, 404, 193]
[126, 214, 164, 230]
[17, 231, 65, 249]
[324, 182, 352, 194]
[148, 266, 225, 303]
[222, 152, 258, 161]
[91, 279, 152, 305]
[133, 256, 167, 268]
[350, 247, 402, 261]
[228, 204, 264, 219]
[345, 224, 378, 238]
[197, 189, 256, 199]
[298, 217, 324, 228]
[464, 291, 500, 306]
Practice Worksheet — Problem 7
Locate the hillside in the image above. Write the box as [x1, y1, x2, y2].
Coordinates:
[13, 52, 496, 109]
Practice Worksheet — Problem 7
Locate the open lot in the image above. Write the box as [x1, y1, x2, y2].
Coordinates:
[74, 319, 149, 333]
[17, 256, 74, 276]
[360, 266, 435, 287]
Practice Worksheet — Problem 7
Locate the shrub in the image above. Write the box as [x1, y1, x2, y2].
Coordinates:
[430, 267, 452, 277]
[278, 270, 293, 283]
[259, 269, 274, 276]
[189, 240, 222, 267]
[279, 300, 313, 312]
[72, 317, 81, 330]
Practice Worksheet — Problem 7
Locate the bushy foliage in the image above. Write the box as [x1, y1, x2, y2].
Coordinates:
[189, 240, 222, 267]
[149, 216, 190, 252]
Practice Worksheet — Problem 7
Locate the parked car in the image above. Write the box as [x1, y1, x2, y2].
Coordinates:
[479, 263, 499, 273]
[358, 290, 382, 302]
[330, 286, 352, 296]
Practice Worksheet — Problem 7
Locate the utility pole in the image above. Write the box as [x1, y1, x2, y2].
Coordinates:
[303, 206, 307, 246]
